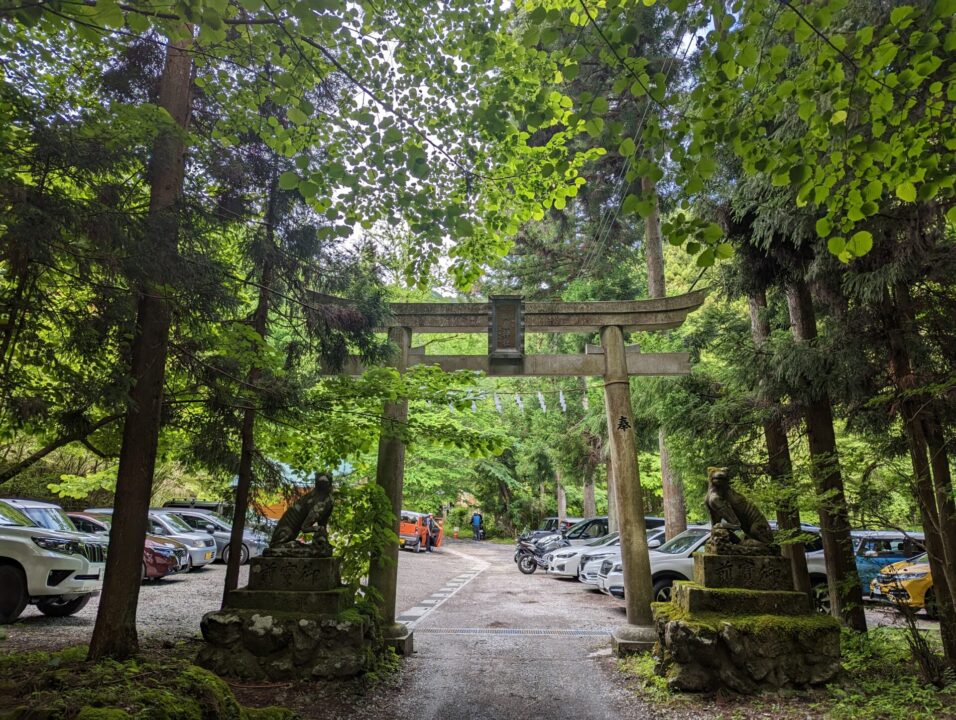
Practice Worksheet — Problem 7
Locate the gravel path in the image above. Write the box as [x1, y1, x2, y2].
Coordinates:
[1, 563, 250, 652]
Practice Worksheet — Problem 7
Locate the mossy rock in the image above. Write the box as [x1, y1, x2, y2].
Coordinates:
[0, 647, 296, 720]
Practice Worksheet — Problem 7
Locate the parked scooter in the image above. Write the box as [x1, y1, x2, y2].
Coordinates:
[514, 534, 569, 574]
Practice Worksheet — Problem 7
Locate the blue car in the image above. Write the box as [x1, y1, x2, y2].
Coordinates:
[852, 530, 925, 593]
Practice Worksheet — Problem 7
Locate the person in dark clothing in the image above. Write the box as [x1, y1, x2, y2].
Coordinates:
[471, 511, 483, 540]
[425, 514, 438, 552]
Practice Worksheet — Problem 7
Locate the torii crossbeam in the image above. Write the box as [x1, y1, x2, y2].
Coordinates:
[355, 290, 705, 656]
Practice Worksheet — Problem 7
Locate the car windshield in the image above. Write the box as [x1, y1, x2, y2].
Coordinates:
[88, 515, 112, 529]
[208, 513, 232, 528]
[907, 553, 928, 565]
[585, 532, 619, 547]
[654, 528, 709, 555]
[155, 512, 193, 533]
[0, 502, 33, 527]
[23, 506, 77, 532]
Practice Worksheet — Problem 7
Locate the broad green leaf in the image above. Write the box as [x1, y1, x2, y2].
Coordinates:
[278, 171, 300, 190]
[895, 182, 917, 202]
[827, 236, 846, 254]
[846, 230, 874, 256]
[619, 138, 636, 157]
[815, 217, 832, 237]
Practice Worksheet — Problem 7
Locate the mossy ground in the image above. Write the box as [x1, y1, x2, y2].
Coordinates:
[620, 626, 956, 720]
[0, 646, 295, 720]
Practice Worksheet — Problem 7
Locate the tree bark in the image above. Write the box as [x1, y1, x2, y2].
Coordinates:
[884, 288, 956, 660]
[221, 159, 278, 602]
[88, 35, 194, 661]
[785, 280, 866, 631]
[747, 291, 811, 598]
[642, 175, 686, 539]
[583, 465, 597, 519]
[556, 472, 567, 525]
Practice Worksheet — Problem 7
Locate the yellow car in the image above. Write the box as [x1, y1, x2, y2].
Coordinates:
[869, 552, 937, 619]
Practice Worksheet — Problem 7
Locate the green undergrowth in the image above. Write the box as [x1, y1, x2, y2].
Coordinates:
[620, 627, 955, 719]
[0, 646, 296, 720]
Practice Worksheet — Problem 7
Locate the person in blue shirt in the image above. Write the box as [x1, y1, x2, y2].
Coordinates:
[471, 511, 483, 540]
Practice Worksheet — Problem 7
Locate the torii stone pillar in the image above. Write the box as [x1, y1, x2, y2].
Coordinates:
[602, 325, 656, 654]
[368, 325, 413, 654]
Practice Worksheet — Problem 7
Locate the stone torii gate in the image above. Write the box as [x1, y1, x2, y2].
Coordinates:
[356, 291, 705, 654]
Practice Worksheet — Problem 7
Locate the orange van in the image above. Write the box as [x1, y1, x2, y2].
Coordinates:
[399, 511, 444, 552]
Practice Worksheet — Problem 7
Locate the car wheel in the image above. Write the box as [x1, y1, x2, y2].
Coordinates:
[924, 588, 938, 620]
[142, 563, 148, 582]
[415, 539, 423, 554]
[187, 555, 194, 572]
[652, 578, 674, 603]
[811, 582, 831, 615]
[0, 565, 28, 624]
[518, 554, 537, 574]
[37, 594, 91, 618]
[223, 544, 250, 566]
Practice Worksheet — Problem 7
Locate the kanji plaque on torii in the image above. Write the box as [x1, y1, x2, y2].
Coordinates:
[352, 290, 706, 657]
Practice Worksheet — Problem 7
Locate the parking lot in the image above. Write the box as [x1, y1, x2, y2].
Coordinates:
[0, 544, 487, 653]
[2, 538, 932, 658]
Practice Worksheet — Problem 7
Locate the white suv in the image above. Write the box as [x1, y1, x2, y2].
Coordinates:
[0, 500, 107, 623]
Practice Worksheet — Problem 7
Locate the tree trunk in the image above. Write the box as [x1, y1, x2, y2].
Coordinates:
[606, 452, 618, 532]
[785, 280, 866, 631]
[88, 36, 194, 661]
[583, 465, 597, 519]
[221, 160, 278, 602]
[556, 472, 567, 525]
[642, 176, 686, 539]
[748, 291, 811, 598]
[923, 412, 956, 595]
[884, 290, 956, 661]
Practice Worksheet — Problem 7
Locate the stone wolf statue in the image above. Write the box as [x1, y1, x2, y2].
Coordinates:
[268, 472, 334, 557]
[704, 466, 774, 545]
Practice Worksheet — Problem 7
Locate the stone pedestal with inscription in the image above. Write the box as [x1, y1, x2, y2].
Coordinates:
[652, 552, 841, 694]
[197, 555, 378, 681]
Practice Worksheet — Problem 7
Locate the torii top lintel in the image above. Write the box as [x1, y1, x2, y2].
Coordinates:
[378, 289, 707, 334]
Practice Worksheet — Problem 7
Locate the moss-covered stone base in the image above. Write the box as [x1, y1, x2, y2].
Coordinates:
[198, 607, 378, 681]
[652, 603, 841, 694]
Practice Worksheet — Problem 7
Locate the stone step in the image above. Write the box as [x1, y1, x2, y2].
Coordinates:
[672, 582, 812, 616]
[247, 556, 341, 591]
[694, 553, 792, 591]
[225, 587, 351, 614]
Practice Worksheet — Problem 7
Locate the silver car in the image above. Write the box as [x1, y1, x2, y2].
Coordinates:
[163, 508, 267, 565]
[85, 508, 216, 570]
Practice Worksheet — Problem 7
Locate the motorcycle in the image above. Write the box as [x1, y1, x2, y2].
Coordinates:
[513, 534, 569, 575]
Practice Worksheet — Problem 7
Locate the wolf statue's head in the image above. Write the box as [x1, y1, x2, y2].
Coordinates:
[707, 466, 731, 492]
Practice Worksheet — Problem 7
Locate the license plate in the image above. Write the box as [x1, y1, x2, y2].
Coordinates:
[205, 551, 214, 560]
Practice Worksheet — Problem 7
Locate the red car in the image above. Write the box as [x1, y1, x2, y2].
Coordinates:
[67, 513, 188, 581]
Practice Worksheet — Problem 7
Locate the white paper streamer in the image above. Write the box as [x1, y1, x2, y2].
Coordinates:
[559, 390, 566, 413]
[471, 400, 477, 412]
[515, 394, 524, 411]
[537, 391, 546, 412]
[494, 393, 502, 413]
